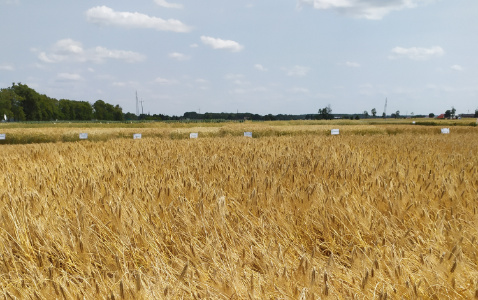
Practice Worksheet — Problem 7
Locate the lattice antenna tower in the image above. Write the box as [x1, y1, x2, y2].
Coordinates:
[140, 99, 145, 115]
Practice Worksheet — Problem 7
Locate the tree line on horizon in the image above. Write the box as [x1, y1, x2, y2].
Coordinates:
[0, 83, 123, 121]
[0, 84, 306, 122]
[0, 84, 313, 122]
[1, 84, 476, 122]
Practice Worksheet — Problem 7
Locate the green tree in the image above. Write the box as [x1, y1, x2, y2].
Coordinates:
[93, 100, 122, 120]
[429, 113, 435, 118]
[113, 105, 124, 121]
[75, 101, 94, 120]
[0, 86, 26, 121]
[124, 112, 138, 120]
[11, 83, 42, 120]
[10, 83, 62, 121]
[363, 110, 369, 118]
[395, 110, 400, 119]
[0, 88, 14, 120]
[38, 94, 60, 120]
[93, 100, 112, 120]
[371, 108, 377, 117]
[59, 99, 73, 120]
[318, 105, 332, 120]
[183, 112, 199, 119]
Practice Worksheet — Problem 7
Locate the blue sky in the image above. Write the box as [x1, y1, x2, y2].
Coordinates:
[1, 0, 477, 116]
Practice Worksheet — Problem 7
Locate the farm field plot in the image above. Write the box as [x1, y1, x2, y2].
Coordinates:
[0, 125, 477, 299]
[0, 119, 476, 144]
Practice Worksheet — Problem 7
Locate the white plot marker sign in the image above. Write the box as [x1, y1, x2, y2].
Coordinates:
[0, 134, 5, 140]
[331, 129, 340, 135]
[133, 134, 142, 139]
[79, 133, 88, 139]
[190, 133, 198, 139]
[441, 128, 450, 134]
[244, 132, 252, 138]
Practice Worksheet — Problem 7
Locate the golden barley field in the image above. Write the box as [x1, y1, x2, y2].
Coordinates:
[0, 123, 477, 299]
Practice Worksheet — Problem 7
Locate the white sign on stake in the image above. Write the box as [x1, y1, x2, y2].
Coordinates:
[331, 129, 340, 135]
[441, 128, 450, 134]
[190, 133, 198, 139]
[0, 134, 5, 140]
[244, 132, 252, 138]
[79, 133, 88, 139]
[133, 133, 142, 139]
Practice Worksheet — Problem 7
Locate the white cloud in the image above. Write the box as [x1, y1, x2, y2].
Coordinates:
[112, 81, 138, 87]
[314, 92, 334, 99]
[37, 39, 145, 64]
[287, 87, 310, 93]
[298, 0, 435, 20]
[230, 87, 268, 94]
[451, 64, 463, 71]
[94, 47, 145, 63]
[190, 43, 199, 48]
[225, 73, 250, 85]
[254, 64, 267, 71]
[225, 73, 244, 80]
[194, 79, 210, 90]
[298, 0, 432, 20]
[195, 78, 209, 84]
[86, 6, 191, 33]
[200, 36, 244, 52]
[154, 0, 183, 9]
[389, 46, 444, 60]
[0, 64, 14, 71]
[169, 52, 190, 61]
[344, 61, 360, 68]
[233, 79, 250, 85]
[57, 73, 83, 81]
[154, 77, 178, 85]
[284, 65, 310, 77]
[1, 0, 19, 4]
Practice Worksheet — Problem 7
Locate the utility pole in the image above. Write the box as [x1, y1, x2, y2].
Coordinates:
[383, 98, 388, 118]
[136, 91, 139, 116]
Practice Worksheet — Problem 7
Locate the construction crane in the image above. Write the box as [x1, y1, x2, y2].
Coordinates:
[383, 98, 387, 118]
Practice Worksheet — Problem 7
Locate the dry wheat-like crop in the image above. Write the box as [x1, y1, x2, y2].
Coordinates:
[0, 131, 477, 299]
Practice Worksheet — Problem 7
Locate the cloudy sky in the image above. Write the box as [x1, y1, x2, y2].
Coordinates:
[1, 0, 477, 116]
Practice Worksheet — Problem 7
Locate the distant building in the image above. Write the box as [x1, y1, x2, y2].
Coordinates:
[436, 114, 445, 119]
